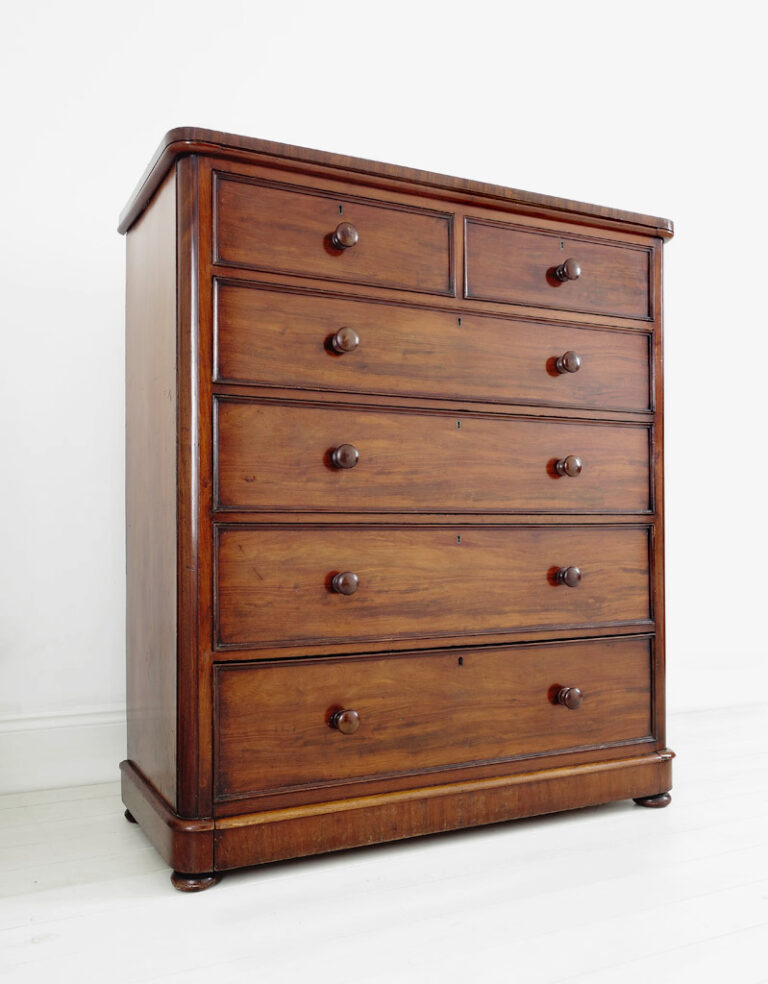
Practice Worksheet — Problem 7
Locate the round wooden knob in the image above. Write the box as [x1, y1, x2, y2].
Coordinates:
[331, 222, 359, 249]
[555, 455, 582, 477]
[556, 566, 582, 587]
[331, 444, 359, 469]
[555, 351, 582, 374]
[331, 571, 359, 595]
[555, 686, 583, 709]
[330, 327, 360, 353]
[553, 258, 581, 282]
[330, 709, 360, 734]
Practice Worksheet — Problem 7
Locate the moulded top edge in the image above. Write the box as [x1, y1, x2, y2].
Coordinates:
[117, 126, 675, 239]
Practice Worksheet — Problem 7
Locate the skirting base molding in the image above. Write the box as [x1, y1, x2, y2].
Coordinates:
[0, 708, 125, 793]
[120, 751, 674, 881]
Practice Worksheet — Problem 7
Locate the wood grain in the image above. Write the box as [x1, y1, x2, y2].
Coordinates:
[215, 524, 651, 649]
[120, 132, 672, 886]
[214, 281, 652, 412]
[650, 240, 667, 750]
[175, 156, 206, 819]
[125, 168, 178, 809]
[213, 172, 454, 296]
[120, 761, 214, 873]
[215, 399, 650, 514]
[213, 752, 674, 871]
[214, 636, 652, 800]
[118, 127, 674, 239]
[465, 219, 651, 319]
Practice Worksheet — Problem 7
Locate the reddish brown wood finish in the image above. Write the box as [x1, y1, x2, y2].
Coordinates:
[465, 219, 652, 319]
[214, 752, 674, 871]
[121, 741, 673, 884]
[214, 281, 652, 412]
[175, 155, 206, 820]
[170, 872, 221, 892]
[215, 637, 652, 801]
[121, 129, 672, 888]
[118, 128, 674, 239]
[125, 169, 178, 810]
[205, 154, 659, 334]
[215, 525, 651, 650]
[214, 399, 651, 514]
[213, 173, 454, 296]
[120, 760, 213, 873]
[634, 792, 672, 808]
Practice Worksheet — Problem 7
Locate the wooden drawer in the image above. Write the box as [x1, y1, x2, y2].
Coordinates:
[214, 636, 653, 800]
[214, 282, 651, 412]
[215, 399, 650, 514]
[215, 525, 651, 649]
[213, 173, 454, 296]
[465, 218, 652, 320]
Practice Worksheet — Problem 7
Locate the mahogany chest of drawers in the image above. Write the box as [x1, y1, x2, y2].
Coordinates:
[119, 128, 674, 891]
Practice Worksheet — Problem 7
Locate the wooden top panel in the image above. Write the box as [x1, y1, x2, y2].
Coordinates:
[118, 127, 674, 239]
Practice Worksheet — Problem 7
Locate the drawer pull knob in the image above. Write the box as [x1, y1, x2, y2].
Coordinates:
[331, 571, 359, 595]
[331, 222, 359, 250]
[331, 444, 360, 469]
[553, 257, 582, 282]
[555, 351, 582, 374]
[555, 686, 584, 709]
[555, 454, 583, 477]
[330, 709, 361, 734]
[330, 327, 360, 353]
[556, 566, 582, 587]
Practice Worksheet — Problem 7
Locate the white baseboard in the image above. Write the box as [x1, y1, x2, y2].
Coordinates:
[0, 707, 127, 794]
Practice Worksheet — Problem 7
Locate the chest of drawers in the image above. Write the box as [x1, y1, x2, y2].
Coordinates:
[119, 128, 674, 891]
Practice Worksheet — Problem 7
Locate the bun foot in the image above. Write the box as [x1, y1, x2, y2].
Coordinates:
[170, 871, 221, 892]
[633, 792, 671, 808]
[124, 809, 138, 824]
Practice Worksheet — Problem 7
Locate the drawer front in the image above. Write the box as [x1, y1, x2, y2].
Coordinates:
[216, 400, 650, 514]
[465, 219, 651, 320]
[215, 282, 651, 412]
[215, 525, 651, 649]
[214, 636, 653, 799]
[214, 173, 454, 296]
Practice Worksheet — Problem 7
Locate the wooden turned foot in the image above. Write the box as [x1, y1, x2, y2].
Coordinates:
[170, 871, 221, 892]
[124, 809, 138, 823]
[633, 792, 671, 808]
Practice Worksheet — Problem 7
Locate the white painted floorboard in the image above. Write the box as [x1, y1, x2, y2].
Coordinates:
[1, 705, 767, 984]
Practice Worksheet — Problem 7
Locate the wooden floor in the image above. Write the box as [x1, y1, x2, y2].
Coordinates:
[1, 705, 767, 984]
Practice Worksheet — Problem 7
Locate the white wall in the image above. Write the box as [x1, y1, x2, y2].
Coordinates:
[1, 0, 765, 792]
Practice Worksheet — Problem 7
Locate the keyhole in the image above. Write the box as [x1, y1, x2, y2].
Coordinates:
[457, 420, 461, 430]
[457, 657, 464, 666]
[560, 240, 565, 249]
[457, 535, 462, 544]
[338, 204, 344, 215]
[457, 317, 462, 327]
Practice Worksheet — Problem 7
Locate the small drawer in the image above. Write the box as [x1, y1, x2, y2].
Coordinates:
[214, 636, 653, 800]
[213, 173, 454, 296]
[215, 524, 651, 649]
[465, 218, 652, 320]
[214, 282, 652, 412]
[215, 399, 651, 514]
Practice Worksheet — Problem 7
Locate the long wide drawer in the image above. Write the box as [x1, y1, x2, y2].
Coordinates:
[215, 399, 650, 514]
[214, 282, 651, 412]
[465, 218, 652, 320]
[214, 636, 653, 800]
[215, 525, 651, 649]
[213, 173, 454, 296]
